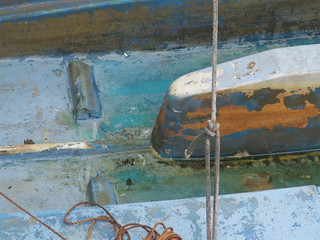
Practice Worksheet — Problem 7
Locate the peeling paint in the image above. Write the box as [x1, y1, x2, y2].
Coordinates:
[0, 142, 93, 154]
[151, 45, 320, 158]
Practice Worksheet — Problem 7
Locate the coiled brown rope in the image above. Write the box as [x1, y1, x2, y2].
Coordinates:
[64, 202, 181, 240]
[115, 222, 181, 240]
[1, 192, 182, 240]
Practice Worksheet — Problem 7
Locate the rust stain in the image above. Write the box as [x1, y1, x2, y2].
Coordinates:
[247, 61, 255, 69]
[178, 93, 319, 139]
[218, 94, 319, 136]
[164, 149, 171, 154]
[177, 122, 207, 140]
[192, 91, 212, 100]
[164, 127, 176, 139]
[186, 107, 210, 118]
[180, 122, 206, 131]
[243, 70, 254, 77]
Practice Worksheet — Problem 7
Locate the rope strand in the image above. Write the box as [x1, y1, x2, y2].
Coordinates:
[211, 0, 220, 239]
[0, 192, 66, 240]
[0, 192, 182, 240]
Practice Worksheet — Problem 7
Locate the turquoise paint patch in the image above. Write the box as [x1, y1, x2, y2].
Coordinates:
[105, 113, 156, 131]
[108, 80, 173, 96]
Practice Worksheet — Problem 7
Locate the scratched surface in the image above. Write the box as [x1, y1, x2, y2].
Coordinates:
[0, 185, 319, 239]
[151, 44, 320, 158]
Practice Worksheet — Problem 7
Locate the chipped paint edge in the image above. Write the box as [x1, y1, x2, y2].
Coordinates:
[0, 142, 94, 155]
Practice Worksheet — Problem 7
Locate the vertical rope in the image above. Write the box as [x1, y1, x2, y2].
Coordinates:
[212, 2, 218, 123]
[205, 136, 211, 240]
[211, 0, 220, 240]
[213, 129, 220, 240]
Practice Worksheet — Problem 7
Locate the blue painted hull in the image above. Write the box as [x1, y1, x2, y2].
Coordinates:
[0, 0, 320, 57]
[1, 3, 320, 238]
[1, 1, 320, 156]
[151, 45, 320, 159]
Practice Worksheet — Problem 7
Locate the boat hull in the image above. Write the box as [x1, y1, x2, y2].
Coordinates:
[1, 0, 320, 57]
[151, 45, 320, 159]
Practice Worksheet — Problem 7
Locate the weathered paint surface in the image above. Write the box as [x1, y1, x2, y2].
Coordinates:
[2, 43, 320, 155]
[1, 147, 320, 212]
[0, 142, 93, 155]
[0, 0, 320, 57]
[0, 46, 215, 147]
[1, 185, 319, 239]
[151, 44, 320, 158]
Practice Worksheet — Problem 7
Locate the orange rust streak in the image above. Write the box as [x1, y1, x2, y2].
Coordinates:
[164, 128, 176, 138]
[186, 107, 210, 118]
[192, 92, 212, 100]
[176, 122, 207, 140]
[217, 96, 319, 136]
[178, 94, 319, 139]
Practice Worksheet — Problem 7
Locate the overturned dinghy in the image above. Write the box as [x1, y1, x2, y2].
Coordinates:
[151, 44, 320, 159]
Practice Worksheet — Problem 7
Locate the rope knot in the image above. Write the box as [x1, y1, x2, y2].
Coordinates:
[204, 120, 219, 137]
[184, 120, 220, 159]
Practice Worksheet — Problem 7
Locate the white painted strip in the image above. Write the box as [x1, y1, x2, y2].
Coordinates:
[0, 142, 93, 155]
[168, 44, 320, 98]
